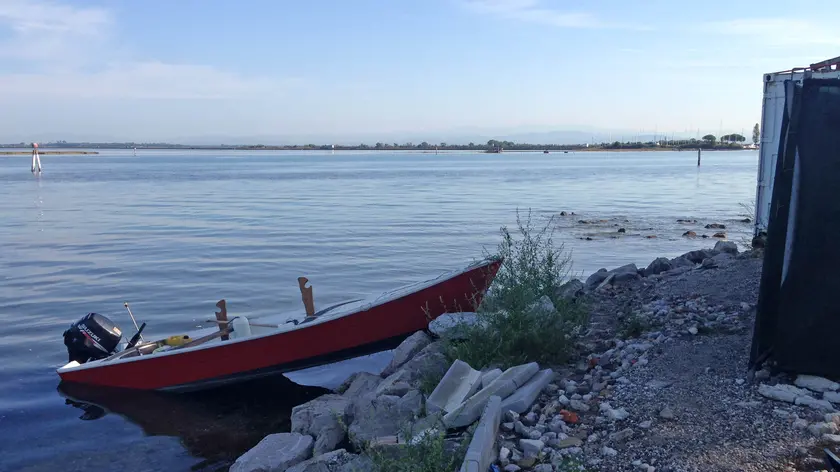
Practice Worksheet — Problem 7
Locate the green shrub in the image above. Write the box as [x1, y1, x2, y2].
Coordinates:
[366, 423, 470, 472]
[442, 209, 588, 369]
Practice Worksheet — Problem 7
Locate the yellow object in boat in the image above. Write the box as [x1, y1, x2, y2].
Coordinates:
[164, 334, 191, 346]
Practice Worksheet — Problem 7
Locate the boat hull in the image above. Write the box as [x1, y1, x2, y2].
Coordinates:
[57, 259, 501, 391]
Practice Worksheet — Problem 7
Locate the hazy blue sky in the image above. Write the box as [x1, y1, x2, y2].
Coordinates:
[0, 0, 838, 143]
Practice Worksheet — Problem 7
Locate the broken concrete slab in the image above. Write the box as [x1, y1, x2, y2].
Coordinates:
[795, 375, 840, 393]
[500, 368, 554, 414]
[381, 331, 432, 377]
[427, 359, 483, 415]
[443, 362, 540, 429]
[758, 383, 813, 404]
[459, 395, 502, 472]
[480, 369, 503, 390]
[340, 372, 382, 398]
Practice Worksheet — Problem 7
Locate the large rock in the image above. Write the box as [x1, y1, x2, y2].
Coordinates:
[555, 279, 584, 301]
[795, 395, 836, 412]
[825, 391, 840, 404]
[341, 372, 382, 398]
[758, 383, 812, 404]
[291, 394, 351, 456]
[669, 256, 695, 268]
[338, 455, 374, 472]
[376, 343, 450, 395]
[610, 263, 638, 275]
[381, 331, 432, 377]
[286, 449, 356, 472]
[612, 271, 641, 284]
[585, 269, 609, 290]
[230, 433, 313, 472]
[680, 249, 719, 264]
[644, 257, 672, 277]
[429, 312, 480, 339]
[713, 240, 738, 255]
[348, 391, 424, 444]
[795, 375, 840, 393]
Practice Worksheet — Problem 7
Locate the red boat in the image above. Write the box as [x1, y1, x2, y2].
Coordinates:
[57, 257, 502, 392]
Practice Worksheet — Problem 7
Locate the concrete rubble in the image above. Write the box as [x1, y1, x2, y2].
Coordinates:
[232, 244, 840, 472]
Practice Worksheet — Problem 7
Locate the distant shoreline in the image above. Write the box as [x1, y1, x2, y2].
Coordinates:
[0, 151, 99, 155]
[0, 147, 754, 155]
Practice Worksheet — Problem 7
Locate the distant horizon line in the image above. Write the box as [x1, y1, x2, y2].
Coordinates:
[1, 135, 753, 151]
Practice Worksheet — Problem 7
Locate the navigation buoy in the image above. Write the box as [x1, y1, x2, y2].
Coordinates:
[31, 142, 41, 173]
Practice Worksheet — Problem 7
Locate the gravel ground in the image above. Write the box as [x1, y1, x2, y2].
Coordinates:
[500, 247, 840, 472]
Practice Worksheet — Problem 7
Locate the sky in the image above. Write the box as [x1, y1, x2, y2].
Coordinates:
[0, 0, 838, 144]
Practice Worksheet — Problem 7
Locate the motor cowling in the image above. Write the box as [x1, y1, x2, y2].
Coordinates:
[63, 313, 123, 363]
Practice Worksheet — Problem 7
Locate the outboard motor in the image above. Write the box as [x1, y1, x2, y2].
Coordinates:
[63, 313, 123, 363]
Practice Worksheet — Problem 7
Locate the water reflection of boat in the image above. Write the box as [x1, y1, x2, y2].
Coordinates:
[57, 376, 329, 468]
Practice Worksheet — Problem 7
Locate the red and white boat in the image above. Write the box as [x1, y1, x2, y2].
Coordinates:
[57, 257, 502, 392]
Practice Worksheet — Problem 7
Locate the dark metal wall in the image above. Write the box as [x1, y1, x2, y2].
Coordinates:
[751, 79, 840, 377]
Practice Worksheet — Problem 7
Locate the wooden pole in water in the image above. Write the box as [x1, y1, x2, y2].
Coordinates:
[697, 148, 701, 166]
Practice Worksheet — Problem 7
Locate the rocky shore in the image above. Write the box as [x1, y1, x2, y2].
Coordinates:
[229, 241, 839, 472]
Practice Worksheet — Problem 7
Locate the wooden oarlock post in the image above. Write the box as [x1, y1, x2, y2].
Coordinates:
[215, 299, 229, 340]
[298, 277, 316, 317]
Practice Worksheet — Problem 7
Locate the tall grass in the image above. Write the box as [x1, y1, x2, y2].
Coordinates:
[442, 209, 588, 369]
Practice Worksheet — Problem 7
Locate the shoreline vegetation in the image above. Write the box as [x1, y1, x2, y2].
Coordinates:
[0, 137, 756, 153]
[231, 213, 833, 472]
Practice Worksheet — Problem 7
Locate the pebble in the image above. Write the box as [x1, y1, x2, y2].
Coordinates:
[504, 465, 522, 472]
[638, 420, 652, 429]
[610, 428, 634, 442]
[519, 439, 544, 458]
[570, 400, 590, 412]
[533, 465, 553, 472]
[602, 446, 618, 456]
[659, 406, 675, 420]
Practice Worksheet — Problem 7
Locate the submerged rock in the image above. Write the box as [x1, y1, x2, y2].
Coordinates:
[705, 223, 726, 229]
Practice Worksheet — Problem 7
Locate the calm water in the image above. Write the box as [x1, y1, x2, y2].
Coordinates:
[0, 149, 758, 471]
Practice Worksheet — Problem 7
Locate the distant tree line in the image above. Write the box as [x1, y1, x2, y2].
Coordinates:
[0, 136, 758, 152]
